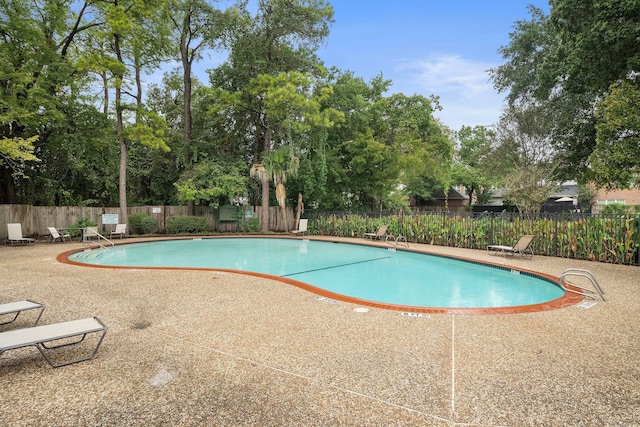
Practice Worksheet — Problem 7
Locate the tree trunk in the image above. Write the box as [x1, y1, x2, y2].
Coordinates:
[118, 128, 127, 225]
[260, 121, 271, 231]
[183, 55, 194, 215]
[182, 60, 192, 166]
[114, 33, 128, 226]
[261, 174, 270, 231]
[0, 168, 17, 203]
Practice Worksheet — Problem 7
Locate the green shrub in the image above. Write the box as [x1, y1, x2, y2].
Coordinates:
[66, 216, 97, 237]
[310, 211, 639, 264]
[239, 218, 260, 232]
[165, 216, 209, 234]
[128, 213, 158, 235]
[600, 203, 627, 214]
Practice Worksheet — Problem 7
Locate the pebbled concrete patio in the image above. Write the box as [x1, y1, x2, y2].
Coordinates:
[0, 237, 638, 426]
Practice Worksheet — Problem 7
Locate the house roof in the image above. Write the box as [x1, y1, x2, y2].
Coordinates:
[550, 183, 579, 198]
[490, 182, 579, 200]
[434, 188, 469, 201]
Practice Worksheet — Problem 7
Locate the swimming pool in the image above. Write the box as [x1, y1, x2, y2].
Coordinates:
[64, 238, 571, 314]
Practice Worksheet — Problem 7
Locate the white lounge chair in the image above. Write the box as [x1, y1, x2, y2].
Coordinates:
[47, 227, 70, 243]
[110, 224, 127, 239]
[0, 300, 45, 329]
[364, 225, 389, 240]
[487, 235, 535, 259]
[0, 317, 107, 368]
[291, 219, 308, 236]
[6, 223, 34, 246]
[83, 226, 99, 242]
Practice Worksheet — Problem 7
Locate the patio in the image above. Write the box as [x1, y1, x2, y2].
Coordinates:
[1, 238, 638, 426]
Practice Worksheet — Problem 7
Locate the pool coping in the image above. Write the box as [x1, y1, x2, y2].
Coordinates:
[56, 235, 585, 315]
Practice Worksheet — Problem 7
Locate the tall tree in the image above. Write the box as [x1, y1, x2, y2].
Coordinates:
[250, 146, 299, 231]
[212, 0, 334, 230]
[92, 0, 170, 221]
[490, 1, 640, 185]
[491, 105, 559, 214]
[0, 0, 100, 203]
[317, 71, 452, 210]
[591, 81, 640, 189]
[214, 70, 342, 228]
[451, 125, 496, 206]
[168, 0, 240, 170]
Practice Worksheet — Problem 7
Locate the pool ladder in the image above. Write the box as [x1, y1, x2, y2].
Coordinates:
[558, 268, 605, 301]
[83, 231, 114, 249]
[385, 234, 409, 248]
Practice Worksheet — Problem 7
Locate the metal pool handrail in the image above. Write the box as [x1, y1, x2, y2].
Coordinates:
[559, 268, 605, 301]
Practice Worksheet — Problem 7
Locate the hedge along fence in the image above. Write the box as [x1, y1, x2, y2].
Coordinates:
[307, 211, 640, 265]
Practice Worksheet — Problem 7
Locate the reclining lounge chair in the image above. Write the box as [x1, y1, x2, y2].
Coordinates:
[364, 225, 389, 240]
[0, 300, 45, 329]
[6, 223, 35, 246]
[0, 317, 107, 368]
[487, 235, 535, 259]
[291, 219, 308, 236]
[48, 227, 71, 243]
[110, 224, 127, 239]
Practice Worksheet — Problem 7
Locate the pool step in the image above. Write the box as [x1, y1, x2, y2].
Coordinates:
[73, 249, 107, 260]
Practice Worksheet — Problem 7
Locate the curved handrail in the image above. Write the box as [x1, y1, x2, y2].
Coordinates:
[559, 268, 605, 301]
[83, 230, 114, 249]
[384, 234, 409, 248]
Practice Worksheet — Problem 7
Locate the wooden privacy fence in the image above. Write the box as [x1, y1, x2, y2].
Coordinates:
[0, 205, 294, 239]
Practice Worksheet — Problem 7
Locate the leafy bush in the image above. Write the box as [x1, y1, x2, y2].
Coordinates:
[310, 211, 640, 265]
[66, 216, 97, 237]
[600, 203, 627, 214]
[165, 216, 209, 234]
[128, 213, 158, 235]
[239, 218, 260, 232]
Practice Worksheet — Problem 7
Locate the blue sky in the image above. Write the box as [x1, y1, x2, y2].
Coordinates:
[315, 1, 550, 131]
[183, 1, 551, 131]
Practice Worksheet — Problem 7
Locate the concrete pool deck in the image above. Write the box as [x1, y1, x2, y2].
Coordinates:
[0, 236, 638, 426]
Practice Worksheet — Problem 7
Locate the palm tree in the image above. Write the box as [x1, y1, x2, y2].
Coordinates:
[250, 146, 299, 232]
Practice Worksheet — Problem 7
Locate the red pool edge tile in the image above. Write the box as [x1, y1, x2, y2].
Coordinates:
[56, 236, 585, 315]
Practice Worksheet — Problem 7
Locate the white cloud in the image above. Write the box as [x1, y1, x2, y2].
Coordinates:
[391, 54, 505, 130]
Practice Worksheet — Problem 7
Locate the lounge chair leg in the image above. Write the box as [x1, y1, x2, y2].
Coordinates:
[36, 329, 107, 368]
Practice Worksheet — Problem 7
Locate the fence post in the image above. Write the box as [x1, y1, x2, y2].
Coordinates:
[555, 214, 559, 257]
[490, 213, 494, 244]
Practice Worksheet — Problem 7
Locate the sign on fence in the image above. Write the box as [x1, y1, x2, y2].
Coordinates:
[102, 214, 119, 225]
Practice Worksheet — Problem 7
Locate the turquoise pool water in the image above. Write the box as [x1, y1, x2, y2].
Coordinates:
[68, 238, 564, 309]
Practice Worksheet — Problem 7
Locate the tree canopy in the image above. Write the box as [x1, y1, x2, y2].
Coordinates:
[490, 0, 640, 188]
[8, 0, 635, 222]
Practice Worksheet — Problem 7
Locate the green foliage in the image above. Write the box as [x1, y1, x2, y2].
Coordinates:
[310, 211, 639, 265]
[452, 125, 496, 205]
[490, 1, 640, 182]
[600, 204, 627, 215]
[165, 216, 209, 234]
[128, 213, 158, 235]
[591, 81, 640, 189]
[0, 136, 40, 168]
[239, 218, 261, 232]
[317, 72, 453, 210]
[66, 217, 98, 237]
[175, 159, 247, 208]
